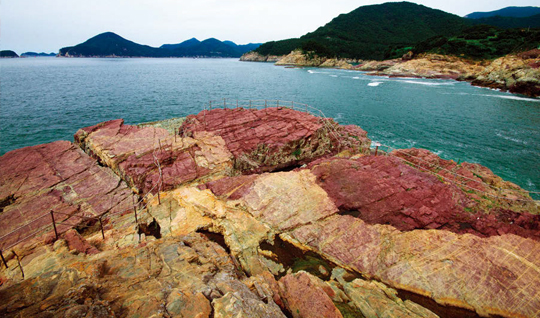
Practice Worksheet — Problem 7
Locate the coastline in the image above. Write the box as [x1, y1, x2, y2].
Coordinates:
[241, 50, 540, 98]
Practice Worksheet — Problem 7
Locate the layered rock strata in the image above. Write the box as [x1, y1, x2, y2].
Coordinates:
[75, 118, 234, 194]
[179, 107, 370, 173]
[0, 141, 134, 250]
[1, 108, 539, 318]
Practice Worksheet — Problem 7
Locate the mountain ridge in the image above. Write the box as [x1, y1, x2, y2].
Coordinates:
[59, 32, 261, 58]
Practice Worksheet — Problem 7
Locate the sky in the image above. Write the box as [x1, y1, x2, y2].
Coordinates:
[1, 0, 539, 54]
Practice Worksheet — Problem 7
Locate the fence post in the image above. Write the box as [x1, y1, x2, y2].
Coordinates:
[223, 98, 226, 109]
[277, 100, 279, 108]
[0, 249, 7, 269]
[236, 100, 238, 108]
[132, 196, 139, 224]
[209, 101, 212, 110]
[264, 100, 267, 109]
[249, 100, 252, 109]
[99, 216, 105, 240]
[305, 104, 308, 113]
[50, 210, 58, 240]
[12, 250, 23, 279]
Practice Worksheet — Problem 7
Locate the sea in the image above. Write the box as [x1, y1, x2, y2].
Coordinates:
[1, 57, 539, 198]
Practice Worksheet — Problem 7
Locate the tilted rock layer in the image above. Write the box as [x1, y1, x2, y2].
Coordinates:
[1, 108, 539, 318]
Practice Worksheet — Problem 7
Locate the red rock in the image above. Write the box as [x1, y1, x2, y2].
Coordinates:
[63, 229, 99, 254]
[198, 175, 258, 200]
[75, 120, 233, 194]
[0, 141, 135, 250]
[279, 271, 343, 318]
[180, 107, 371, 173]
[309, 156, 540, 240]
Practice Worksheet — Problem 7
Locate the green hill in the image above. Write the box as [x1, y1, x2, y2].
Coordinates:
[59, 32, 164, 57]
[60, 33, 261, 58]
[255, 2, 468, 60]
[465, 6, 540, 19]
[254, 2, 540, 60]
[403, 25, 540, 60]
[0, 50, 19, 58]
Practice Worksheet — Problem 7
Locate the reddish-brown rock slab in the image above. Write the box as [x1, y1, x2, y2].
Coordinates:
[179, 107, 371, 173]
[309, 156, 540, 240]
[284, 214, 540, 318]
[278, 271, 343, 318]
[198, 174, 258, 200]
[392, 148, 538, 213]
[75, 119, 233, 194]
[0, 141, 134, 250]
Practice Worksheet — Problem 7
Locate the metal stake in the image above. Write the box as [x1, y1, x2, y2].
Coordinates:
[50, 210, 58, 240]
[99, 217, 105, 240]
[12, 250, 23, 279]
[0, 249, 8, 269]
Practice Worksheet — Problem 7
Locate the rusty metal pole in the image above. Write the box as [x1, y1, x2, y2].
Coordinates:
[0, 249, 8, 269]
[375, 146, 379, 156]
[158, 191, 161, 205]
[50, 210, 58, 240]
[99, 217, 105, 240]
[12, 250, 23, 279]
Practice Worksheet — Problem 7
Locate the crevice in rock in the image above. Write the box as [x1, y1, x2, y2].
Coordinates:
[138, 218, 162, 239]
[0, 194, 16, 213]
[334, 301, 366, 318]
[196, 229, 230, 254]
[260, 236, 355, 281]
[74, 217, 100, 236]
[396, 289, 491, 318]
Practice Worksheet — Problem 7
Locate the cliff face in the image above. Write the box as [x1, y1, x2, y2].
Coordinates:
[1, 108, 539, 318]
[274, 50, 353, 69]
[239, 51, 282, 62]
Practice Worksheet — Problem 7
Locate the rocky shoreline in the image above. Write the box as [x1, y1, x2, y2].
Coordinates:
[241, 49, 540, 97]
[1, 107, 539, 317]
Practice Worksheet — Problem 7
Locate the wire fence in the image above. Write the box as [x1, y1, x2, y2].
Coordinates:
[1, 99, 538, 272]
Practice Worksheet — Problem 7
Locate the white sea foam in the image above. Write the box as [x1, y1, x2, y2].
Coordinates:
[352, 76, 360, 79]
[479, 94, 540, 103]
[330, 75, 338, 77]
[368, 82, 382, 87]
[307, 70, 315, 74]
[401, 80, 453, 86]
[495, 131, 528, 144]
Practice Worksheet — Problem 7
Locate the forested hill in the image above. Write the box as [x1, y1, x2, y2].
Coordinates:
[465, 6, 540, 19]
[254, 2, 540, 60]
[59, 32, 261, 58]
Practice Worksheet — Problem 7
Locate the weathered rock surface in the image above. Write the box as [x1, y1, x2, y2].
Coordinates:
[0, 141, 134, 250]
[309, 156, 540, 240]
[284, 214, 540, 318]
[75, 119, 233, 194]
[2, 109, 540, 318]
[0, 233, 284, 318]
[275, 50, 352, 69]
[180, 107, 370, 173]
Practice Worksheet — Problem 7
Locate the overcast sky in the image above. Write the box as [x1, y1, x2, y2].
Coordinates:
[1, 0, 539, 54]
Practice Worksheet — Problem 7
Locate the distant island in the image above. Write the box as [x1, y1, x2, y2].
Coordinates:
[58, 32, 261, 58]
[0, 50, 19, 58]
[21, 52, 56, 57]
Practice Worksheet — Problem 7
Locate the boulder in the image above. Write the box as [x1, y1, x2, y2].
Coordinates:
[278, 271, 343, 318]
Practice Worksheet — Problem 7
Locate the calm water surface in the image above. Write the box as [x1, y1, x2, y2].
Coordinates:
[1, 58, 539, 196]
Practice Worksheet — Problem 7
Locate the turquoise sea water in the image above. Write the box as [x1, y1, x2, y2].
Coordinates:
[1, 58, 539, 196]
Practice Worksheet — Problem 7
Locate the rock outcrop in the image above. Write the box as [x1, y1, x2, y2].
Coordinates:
[75, 119, 234, 194]
[361, 52, 540, 97]
[1, 108, 539, 318]
[179, 107, 370, 173]
[240, 51, 282, 62]
[274, 50, 353, 69]
[0, 141, 134, 250]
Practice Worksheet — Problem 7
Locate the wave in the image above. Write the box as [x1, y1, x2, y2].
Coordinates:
[352, 76, 360, 79]
[368, 82, 382, 87]
[400, 80, 454, 86]
[330, 75, 338, 78]
[495, 131, 528, 144]
[479, 94, 540, 103]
